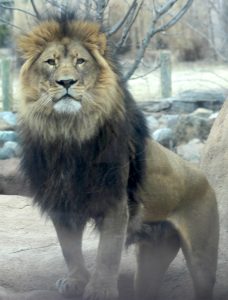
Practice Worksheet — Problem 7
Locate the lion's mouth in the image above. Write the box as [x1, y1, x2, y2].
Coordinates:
[53, 94, 82, 114]
[54, 93, 82, 103]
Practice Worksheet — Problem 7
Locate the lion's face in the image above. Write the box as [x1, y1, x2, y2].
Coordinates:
[23, 39, 100, 115]
[18, 20, 124, 141]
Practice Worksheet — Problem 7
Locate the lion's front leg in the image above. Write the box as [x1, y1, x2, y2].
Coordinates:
[52, 219, 90, 298]
[84, 199, 129, 300]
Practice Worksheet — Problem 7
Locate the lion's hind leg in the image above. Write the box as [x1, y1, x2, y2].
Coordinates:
[169, 187, 219, 300]
[134, 221, 180, 300]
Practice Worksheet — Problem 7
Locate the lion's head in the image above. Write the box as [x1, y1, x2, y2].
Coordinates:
[18, 17, 125, 142]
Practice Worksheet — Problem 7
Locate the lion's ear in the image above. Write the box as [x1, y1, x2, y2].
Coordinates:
[98, 33, 107, 56]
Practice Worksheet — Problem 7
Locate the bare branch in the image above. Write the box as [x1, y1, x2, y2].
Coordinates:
[96, 0, 107, 23]
[155, 0, 177, 18]
[123, 0, 194, 80]
[0, 17, 23, 31]
[30, 0, 41, 19]
[0, 4, 37, 18]
[130, 62, 161, 80]
[85, 0, 93, 18]
[115, 0, 143, 54]
[44, 0, 67, 13]
[154, 0, 194, 34]
[107, 0, 138, 36]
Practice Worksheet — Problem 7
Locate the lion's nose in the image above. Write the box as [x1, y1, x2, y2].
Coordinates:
[56, 79, 77, 89]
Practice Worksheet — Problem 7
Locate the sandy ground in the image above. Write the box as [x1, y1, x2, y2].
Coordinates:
[0, 191, 227, 300]
[0, 195, 195, 300]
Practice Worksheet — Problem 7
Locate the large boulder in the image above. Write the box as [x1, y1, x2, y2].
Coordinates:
[201, 101, 228, 300]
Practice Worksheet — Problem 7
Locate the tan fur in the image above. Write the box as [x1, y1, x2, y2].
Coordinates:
[18, 19, 219, 300]
[135, 140, 219, 300]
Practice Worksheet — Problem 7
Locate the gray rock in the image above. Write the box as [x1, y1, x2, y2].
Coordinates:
[171, 99, 197, 113]
[0, 146, 15, 159]
[172, 89, 225, 113]
[191, 108, 213, 118]
[209, 112, 219, 120]
[0, 119, 13, 131]
[152, 128, 175, 148]
[146, 115, 159, 133]
[0, 131, 18, 143]
[0, 112, 17, 126]
[176, 139, 204, 164]
[138, 100, 172, 113]
[158, 114, 179, 128]
[178, 89, 225, 102]
[173, 115, 213, 145]
[4, 141, 21, 157]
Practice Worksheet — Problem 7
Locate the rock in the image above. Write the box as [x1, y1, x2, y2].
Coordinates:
[209, 111, 219, 120]
[158, 114, 179, 128]
[0, 131, 18, 143]
[176, 139, 204, 164]
[146, 115, 159, 133]
[0, 158, 31, 196]
[0, 158, 20, 175]
[0, 146, 15, 159]
[172, 90, 225, 113]
[173, 115, 213, 145]
[178, 89, 225, 103]
[0, 111, 17, 126]
[149, 100, 172, 113]
[0, 141, 20, 160]
[4, 141, 21, 157]
[0, 119, 13, 131]
[138, 100, 172, 113]
[152, 128, 175, 148]
[201, 101, 228, 299]
[171, 99, 197, 113]
[191, 108, 213, 118]
[138, 89, 225, 114]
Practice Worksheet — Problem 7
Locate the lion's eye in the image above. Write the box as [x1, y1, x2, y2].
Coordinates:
[77, 58, 85, 65]
[45, 59, 56, 66]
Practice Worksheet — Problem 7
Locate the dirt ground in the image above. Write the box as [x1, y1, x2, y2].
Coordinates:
[0, 195, 198, 300]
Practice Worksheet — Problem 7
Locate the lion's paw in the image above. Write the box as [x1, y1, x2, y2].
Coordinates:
[56, 275, 89, 297]
[83, 279, 118, 300]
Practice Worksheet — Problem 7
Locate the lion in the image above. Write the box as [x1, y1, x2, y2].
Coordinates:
[17, 11, 219, 300]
